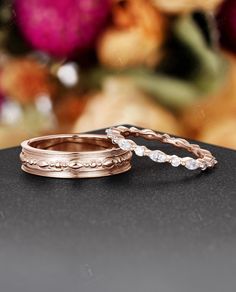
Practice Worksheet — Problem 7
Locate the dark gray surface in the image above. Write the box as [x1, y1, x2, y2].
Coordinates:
[0, 126, 236, 292]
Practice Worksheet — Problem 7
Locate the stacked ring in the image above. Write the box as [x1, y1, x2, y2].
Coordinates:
[106, 126, 217, 171]
[20, 134, 132, 178]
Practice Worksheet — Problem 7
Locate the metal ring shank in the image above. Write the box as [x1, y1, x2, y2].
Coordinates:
[20, 134, 132, 178]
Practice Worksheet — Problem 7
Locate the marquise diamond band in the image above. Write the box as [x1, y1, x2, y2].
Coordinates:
[106, 126, 217, 171]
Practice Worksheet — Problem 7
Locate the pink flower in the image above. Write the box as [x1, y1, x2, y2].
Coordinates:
[15, 0, 111, 58]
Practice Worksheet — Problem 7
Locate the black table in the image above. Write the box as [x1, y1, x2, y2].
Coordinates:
[0, 126, 236, 292]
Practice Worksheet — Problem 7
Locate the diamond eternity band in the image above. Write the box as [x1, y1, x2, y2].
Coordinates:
[106, 126, 217, 171]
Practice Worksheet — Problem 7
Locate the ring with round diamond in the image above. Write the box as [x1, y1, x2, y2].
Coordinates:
[106, 126, 218, 171]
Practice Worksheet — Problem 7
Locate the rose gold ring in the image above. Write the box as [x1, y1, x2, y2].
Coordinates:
[106, 126, 217, 171]
[20, 134, 132, 178]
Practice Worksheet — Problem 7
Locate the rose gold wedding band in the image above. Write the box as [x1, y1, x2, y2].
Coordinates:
[20, 134, 132, 178]
[106, 126, 217, 171]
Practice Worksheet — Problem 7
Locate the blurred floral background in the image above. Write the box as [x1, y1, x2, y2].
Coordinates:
[0, 0, 236, 149]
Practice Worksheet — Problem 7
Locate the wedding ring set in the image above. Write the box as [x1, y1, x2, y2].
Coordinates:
[20, 126, 217, 178]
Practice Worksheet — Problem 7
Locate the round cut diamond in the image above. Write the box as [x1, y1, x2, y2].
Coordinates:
[106, 128, 113, 138]
[112, 137, 119, 144]
[149, 150, 166, 163]
[170, 155, 181, 167]
[201, 163, 207, 171]
[134, 146, 145, 156]
[185, 159, 199, 170]
[118, 139, 132, 151]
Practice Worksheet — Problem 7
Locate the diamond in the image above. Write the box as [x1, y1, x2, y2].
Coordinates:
[134, 146, 145, 156]
[149, 150, 166, 163]
[112, 137, 119, 144]
[118, 139, 132, 151]
[170, 155, 181, 167]
[185, 158, 199, 170]
[201, 164, 207, 171]
[106, 128, 113, 138]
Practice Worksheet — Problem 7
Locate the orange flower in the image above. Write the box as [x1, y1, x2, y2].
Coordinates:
[0, 58, 56, 104]
[97, 0, 166, 69]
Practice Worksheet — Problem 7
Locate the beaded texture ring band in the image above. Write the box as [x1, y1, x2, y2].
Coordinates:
[106, 126, 217, 171]
[20, 134, 132, 178]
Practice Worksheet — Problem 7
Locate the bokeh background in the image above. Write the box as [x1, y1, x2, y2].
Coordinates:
[0, 0, 236, 149]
